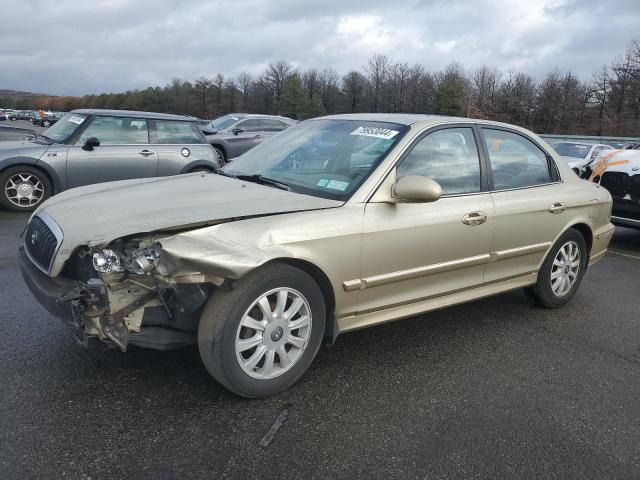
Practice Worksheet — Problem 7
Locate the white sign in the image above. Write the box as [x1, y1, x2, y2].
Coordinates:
[350, 126, 399, 140]
[67, 115, 85, 125]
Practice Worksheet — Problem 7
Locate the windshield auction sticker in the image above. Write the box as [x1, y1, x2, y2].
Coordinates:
[67, 115, 85, 125]
[350, 126, 399, 140]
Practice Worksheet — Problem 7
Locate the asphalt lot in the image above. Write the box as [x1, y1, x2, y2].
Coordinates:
[1, 210, 640, 480]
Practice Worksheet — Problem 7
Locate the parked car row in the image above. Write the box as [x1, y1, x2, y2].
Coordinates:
[0, 109, 68, 125]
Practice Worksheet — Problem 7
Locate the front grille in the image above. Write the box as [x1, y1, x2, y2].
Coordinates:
[600, 172, 629, 198]
[24, 215, 60, 273]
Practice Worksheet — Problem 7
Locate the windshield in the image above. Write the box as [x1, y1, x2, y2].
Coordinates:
[553, 142, 591, 159]
[208, 114, 242, 131]
[41, 113, 87, 143]
[223, 119, 409, 200]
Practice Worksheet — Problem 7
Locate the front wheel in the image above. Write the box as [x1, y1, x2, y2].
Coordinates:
[198, 263, 326, 397]
[42, 120, 51, 127]
[525, 228, 588, 308]
[0, 166, 52, 212]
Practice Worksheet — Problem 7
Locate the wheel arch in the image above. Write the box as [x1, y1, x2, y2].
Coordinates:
[210, 143, 227, 159]
[535, 221, 594, 272]
[1, 158, 62, 193]
[179, 159, 220, 174]
[566, 222, 593, 256]
[263, 257, 339, 345]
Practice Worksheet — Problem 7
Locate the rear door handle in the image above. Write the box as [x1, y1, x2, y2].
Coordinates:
[462, 211, 487, 226]
[549, 202, 566, 214]
[139, 149, 154, 157]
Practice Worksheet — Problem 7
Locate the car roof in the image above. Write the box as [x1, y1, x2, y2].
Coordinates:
[312, 113, 531, 129]
[71, 109, 195, 121]
[221, 113, 294, 121]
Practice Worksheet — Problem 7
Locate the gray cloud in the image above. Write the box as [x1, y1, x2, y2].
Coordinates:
[0, 0, 637, 95]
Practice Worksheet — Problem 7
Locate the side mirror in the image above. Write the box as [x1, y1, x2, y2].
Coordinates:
[392, 175, 442, 203]
[232, 128, 243, 135]
[82, 137, 100, 151]
[202, 127, 217, 136]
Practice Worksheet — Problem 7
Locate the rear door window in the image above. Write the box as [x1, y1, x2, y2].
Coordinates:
[482, 128, 552, 190]
[236, 119, 261, 132]
[151, 121, 203, 144]
[261, 119, 287, 132]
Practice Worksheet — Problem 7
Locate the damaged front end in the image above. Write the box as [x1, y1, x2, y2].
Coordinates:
[20, 235, 223, 352]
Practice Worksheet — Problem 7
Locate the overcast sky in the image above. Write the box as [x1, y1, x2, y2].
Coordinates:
[0, 0, 638, 96]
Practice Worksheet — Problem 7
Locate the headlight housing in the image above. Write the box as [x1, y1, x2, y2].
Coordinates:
[124, 247, 160, 274]
[92, 249, 124, 274]
[92, 246, 160, 275]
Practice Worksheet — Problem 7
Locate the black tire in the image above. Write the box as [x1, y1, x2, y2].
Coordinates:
[198, 262, 326, 398]
[212, 146, 227, 164]
[42, 120, 51, 127]
[525, 228, 588, 308]
[0, 165, 52, 212]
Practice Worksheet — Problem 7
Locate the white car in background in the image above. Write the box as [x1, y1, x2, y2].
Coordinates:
[587, 148, 640, 229]
[552, 142, 615, 174]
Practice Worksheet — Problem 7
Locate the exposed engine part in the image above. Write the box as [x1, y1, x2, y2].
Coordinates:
[101, 291, 158, 351]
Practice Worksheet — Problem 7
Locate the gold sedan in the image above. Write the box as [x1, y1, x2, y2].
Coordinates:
[20, 114, 614, 397]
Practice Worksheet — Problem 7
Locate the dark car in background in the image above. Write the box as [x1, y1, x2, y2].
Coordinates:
[203, 113, 297, 163]
[0, 109, 218, 211]
[8, 111, 37, 122]
[33, 112, 65, 127]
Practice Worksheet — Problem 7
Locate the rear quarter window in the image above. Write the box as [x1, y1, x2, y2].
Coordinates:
[151, 120, 204, 144]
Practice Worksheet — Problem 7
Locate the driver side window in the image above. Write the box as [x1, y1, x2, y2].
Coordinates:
[397, 127, 482, 195]
[77, 116, 149, 145]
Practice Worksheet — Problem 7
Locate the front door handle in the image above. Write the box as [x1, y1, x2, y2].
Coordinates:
[549, 202, 566, 214]
[139, 149, 154, 157]
[462, 211, 487, 226]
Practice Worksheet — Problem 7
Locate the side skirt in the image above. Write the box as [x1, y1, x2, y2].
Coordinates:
[337, 272, 538, 333]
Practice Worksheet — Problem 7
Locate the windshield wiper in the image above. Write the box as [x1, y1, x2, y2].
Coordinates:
[35, 133, 53, 144]
[221, 171, 292, 191]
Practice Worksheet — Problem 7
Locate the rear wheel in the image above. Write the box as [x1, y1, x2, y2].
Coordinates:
[0, 166, 52, 212]
[525, 228, 588, 308]
[42, 120, 51, 127]
[198, 263, 326, 397]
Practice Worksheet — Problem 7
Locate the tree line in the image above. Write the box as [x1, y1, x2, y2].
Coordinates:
[3, 38, 640, 136]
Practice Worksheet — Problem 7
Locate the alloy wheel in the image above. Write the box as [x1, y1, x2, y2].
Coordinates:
[235, 287, 312, 379]
[550, 240, 580, 297]
[4, 173, 45, 208]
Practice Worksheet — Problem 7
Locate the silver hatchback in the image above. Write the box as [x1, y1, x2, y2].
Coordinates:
[0, 109, 218, 211]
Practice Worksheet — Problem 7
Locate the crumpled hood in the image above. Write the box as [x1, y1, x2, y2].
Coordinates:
[0, 140, 48, 160]
[37, 173, 343, 270]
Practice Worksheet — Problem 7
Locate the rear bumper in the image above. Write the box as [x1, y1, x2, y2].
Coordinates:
[589, 223, 615, 266]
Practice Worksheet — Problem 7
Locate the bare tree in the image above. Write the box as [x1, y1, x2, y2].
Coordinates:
[365, 54, 390, 112]
[266, 61, 294, 114]
[236, 72, 253, 112]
